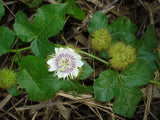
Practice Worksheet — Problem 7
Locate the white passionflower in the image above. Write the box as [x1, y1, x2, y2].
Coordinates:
[47, 47, 84, 79]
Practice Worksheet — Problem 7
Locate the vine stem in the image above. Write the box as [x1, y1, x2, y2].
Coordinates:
[150, 80, 160, 85]
[9, 54, 16, 71]
[10, 47, 31, 52]
[77, 50, 109, 65]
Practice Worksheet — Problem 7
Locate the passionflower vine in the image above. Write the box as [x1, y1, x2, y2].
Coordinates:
[47, 47, 84, 79]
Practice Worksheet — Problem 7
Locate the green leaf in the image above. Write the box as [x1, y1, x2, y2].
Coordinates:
[93, 70, 119, 101]
[79, 60, 93, 80]
[120, 60, 153, 87]
[18, 70, 51, 101]
[120, 32, 137, 47]
[7, 84, 19, 96]
[0, 0, 5, 20]
[113, 86, 142, 118]
[137, 51, 158, 72]
[14, 4, 67, 41]
[137, 25, 158, 71]
[33, 3, 67, 38]
[123, 18, 137, 34]
[109, 17, 137, 34]
[65, 0, 85, 20]
[31, 34, 55, 57]
[137, 25, 157, 51]
[14, 11, 37, 42]
[88, 11, 108, 34]
[93, 60, 153, 118]
[38, 74, 61, 96]
[99, 51, 109, 59]
[24, 0, 42, 8]
[0, 27, 15, 57]
[17, 55, 60, 101]
[14, 4, 67, 57]
[109, 17, 137, 46]
[61, 80, 92, 94]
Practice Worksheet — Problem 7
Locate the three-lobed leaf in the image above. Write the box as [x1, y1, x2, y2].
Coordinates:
[108, 16, 137, 46]
[93, 60, 153, 118]
[14, 4, 67, 57]
[0, 27, 15, 57]
[14, 4, 67, 39]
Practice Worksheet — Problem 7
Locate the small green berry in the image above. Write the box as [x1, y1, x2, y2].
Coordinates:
[0, 68, 16, 89]
[91, 28, 112, 51]
[109, 42, 136, 71]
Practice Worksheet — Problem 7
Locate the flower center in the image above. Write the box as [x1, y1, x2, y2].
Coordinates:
[58, 58, 73, 72]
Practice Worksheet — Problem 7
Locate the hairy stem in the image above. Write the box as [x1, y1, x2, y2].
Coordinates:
[10, 47, 31, 52]
[78, 50, 109, 65]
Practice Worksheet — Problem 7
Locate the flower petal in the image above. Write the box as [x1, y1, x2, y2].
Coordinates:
[76, 60, 84, 67]
[55, 47, 59, 54]
[56, 71, 64, 78]
[48, 65, 56, 72]
[56, 71, 68, 79]
[47, 58, 55, 65]
[71, 68, 79, 77]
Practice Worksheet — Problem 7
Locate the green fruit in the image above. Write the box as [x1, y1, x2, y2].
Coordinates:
[0, 68, 16, 89]
[91, 28, 112, 51]
[109, 42, 136, 71]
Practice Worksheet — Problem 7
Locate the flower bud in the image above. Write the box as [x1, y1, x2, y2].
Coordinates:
[0, 68, 16, 89]
[109, 42, 136, 70]
[91, 28, 112, 51]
